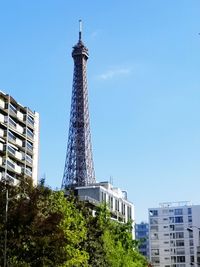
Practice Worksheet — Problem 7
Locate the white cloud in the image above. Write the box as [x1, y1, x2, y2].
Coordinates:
[96, 67, 131, 81]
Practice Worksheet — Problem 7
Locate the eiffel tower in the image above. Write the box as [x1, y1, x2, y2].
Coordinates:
[62, 21, 95, 188]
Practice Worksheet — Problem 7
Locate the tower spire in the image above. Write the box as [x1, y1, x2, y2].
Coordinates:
[79, 19, 82, 41]
[62, 23, 95, 189]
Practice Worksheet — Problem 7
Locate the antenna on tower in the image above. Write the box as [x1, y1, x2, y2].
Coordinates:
[79, 19, 82, 41]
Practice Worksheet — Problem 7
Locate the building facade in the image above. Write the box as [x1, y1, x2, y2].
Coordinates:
[0, 91, 39, 185]
[74, 181, 134, 234]
[149, 202, 200, 267]
[135, 222, 150, 258]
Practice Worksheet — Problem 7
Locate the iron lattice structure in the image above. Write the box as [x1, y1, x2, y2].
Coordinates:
[62, 23, 95, 188]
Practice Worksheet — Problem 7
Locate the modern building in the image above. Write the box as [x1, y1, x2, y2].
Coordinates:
[0, 91, 39, 185]
[135, 222, 150, 258]
[75, 181, 134, 225]
[149, 202, 200, 267]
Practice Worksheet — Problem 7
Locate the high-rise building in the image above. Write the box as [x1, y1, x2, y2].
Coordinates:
[0, 91, 39, 185]
[149, 202, 200, 267]
[62, 20, 95, 188]
[135, 222, 150, 258]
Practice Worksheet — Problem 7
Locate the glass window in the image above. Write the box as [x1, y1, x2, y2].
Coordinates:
[189, 231, 193, 238]
[175, 209, 183, 215]
[7, 159, 15, 169]
[175, 224, 184, 231]
[150, 218, 158, 224]
[8, 131, 16, 141]
[8, 145, 16, 155]
[27, 128, 34, 138]
[9, 117, 17, 128]
[149, 210, 158, 216]
[28, 115, 34, 126]
[175, 216, 183, 223]
[188, 216, 192, 223]
[176, 232, 184, 239]
[27, 141, 33, 152]
[9, 103, 17, 113]
[188, 208, 192, 215]
[176, 240, 184, 247]
[177, 256, 185, 263]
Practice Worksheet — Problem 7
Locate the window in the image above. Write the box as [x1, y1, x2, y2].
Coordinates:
[127, 206, 132, 220]
[25, 167, 32, 177]
[176, 248, 185, 255]
[176, 232, 184, 239]
[149, 210, 158, 216]
[177, 256, 185, 263]
[9, 103, 17, 114]
[8, 131, 16, 142]
[188, 208, 192, 215]
[176, 240, 184, 247]
[175, 224, 184, 231]
[175, 209, 183, 215]
[189, 239, 194, 246]
[175, 216, 183, 223]
[150, 218, 158, 224]
[9, 117, 17, 128]
[151, 257, 160, 264]
[151, 249, 159, 256]
[27, 128, 34, 139]
[150, 225, 158, 231]
[170, 233, 175, 239]
[27, 115, 34, 126]
[7, 159, 15, 169]
[188, 216, 192, 223]
[27, 141, 33, 152]
[189, 231, 193, 238]
[170, 225, 175, 231]
[8, 145, 16, 155]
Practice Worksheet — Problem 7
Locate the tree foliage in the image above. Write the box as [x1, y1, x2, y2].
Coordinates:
[0, 180, 148, 267]
[0, 180, 88, 267]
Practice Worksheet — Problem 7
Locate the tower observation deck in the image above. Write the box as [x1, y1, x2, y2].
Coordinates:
[62, 21, 95, 188]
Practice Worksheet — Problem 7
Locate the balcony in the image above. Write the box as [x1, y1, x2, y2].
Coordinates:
[7, 145, 22, 160]
[0, 98, 5, 109]
[22, 167, 32, 177]
[6, 158, 21, 174]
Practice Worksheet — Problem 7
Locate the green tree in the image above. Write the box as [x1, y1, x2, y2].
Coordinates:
[0, 180, 88, 267]
[82, 203, 148, 267]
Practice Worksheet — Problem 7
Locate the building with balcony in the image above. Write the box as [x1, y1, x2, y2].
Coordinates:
[71, 181, 135, 236]
[135, 222, 150, 259]
[0, 91, 39, 185]
[149, 202, 200, 267]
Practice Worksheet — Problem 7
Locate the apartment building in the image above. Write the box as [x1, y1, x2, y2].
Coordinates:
[0, 91, 39, 185]
[72, 181, 135, 236]
[135, 222, 150, 258]
[149, 202, 200, 267]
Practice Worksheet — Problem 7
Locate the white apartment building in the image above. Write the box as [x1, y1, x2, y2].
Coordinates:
[149, 202, 200, 267]
[0, 91, 39, 185]
[73, 181, 135, 236]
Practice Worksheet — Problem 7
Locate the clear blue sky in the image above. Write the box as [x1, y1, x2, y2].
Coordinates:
[0, 1, 200, 222]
